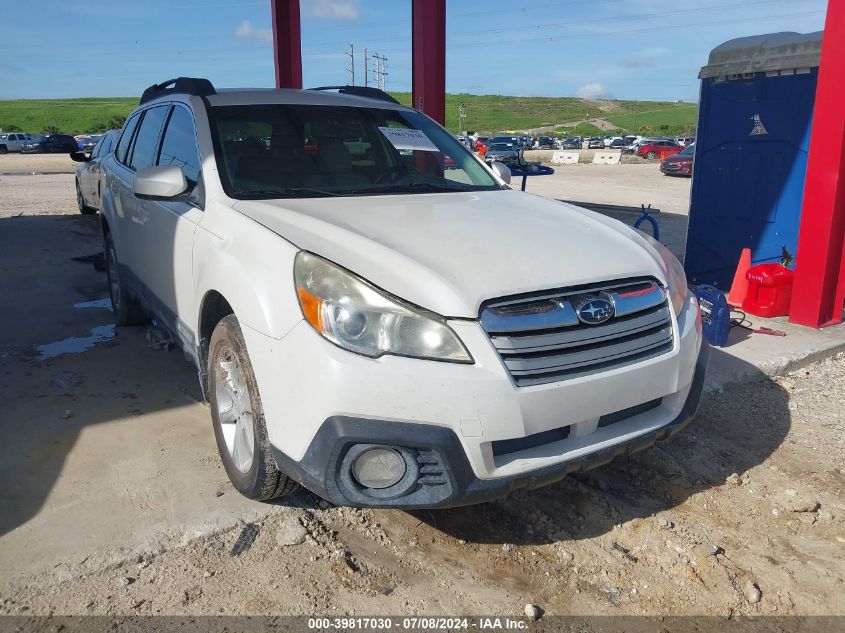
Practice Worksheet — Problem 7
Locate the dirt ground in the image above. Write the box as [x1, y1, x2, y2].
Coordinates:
[0, 173, 842, 620]
[2, 355, 843, 617]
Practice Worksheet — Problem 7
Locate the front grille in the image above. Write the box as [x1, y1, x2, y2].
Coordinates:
[480, 278, 674, 387]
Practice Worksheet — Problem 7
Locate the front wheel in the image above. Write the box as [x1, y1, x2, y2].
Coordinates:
[208, 315, 299, 501]
[645, 151, 657, 159]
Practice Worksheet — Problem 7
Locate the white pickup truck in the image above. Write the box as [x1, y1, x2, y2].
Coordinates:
[97, 78, 708, 508]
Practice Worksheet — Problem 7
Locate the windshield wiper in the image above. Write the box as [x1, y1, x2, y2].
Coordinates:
[233, 187, 340, 198]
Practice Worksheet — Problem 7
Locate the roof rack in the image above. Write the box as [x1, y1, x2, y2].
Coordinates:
[309, 85, 400, 105]
[140, 77, 216, 105]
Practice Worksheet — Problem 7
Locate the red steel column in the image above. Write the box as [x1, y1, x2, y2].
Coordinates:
[790, 2, 845, 327]
[412, 0, 446, 125]
[271, 0, 303, 89]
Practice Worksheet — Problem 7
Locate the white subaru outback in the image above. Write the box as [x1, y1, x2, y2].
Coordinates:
[99, 78, 707, 508]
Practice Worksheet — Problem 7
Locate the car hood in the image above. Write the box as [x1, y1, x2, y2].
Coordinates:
[234, 190, 666, 318]
[663, 153, 693, 164]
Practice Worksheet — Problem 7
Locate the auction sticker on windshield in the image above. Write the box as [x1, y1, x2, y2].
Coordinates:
[378, 127, 439, 152]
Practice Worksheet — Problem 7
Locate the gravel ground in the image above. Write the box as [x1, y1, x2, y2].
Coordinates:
[0, 172, 842, 620]
[2, 354, 843, 617]
[0, 174, 76, 218]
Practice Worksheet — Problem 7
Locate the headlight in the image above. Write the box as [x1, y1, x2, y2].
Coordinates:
[637, 231, 688, 316]
[294, 252, 473, 363]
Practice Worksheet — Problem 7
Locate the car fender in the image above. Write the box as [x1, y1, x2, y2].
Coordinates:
[193, 207, 302, 341]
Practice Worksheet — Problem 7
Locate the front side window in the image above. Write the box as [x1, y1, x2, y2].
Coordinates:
[157, 106, 201, 184]
[209, 104, 499, 199]
[129, 105, 169, 171]
[116, 113, 141, 165]
[90, 135, 105, 158]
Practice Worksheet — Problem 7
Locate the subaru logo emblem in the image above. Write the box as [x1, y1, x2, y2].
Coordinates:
[576, 297, 614, 325]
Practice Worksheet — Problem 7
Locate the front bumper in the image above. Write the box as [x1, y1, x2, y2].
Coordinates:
[246, 293, 707, 508]
[272, 340, 709, 508]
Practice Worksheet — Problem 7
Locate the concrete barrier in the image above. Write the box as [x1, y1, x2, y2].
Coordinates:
[592, 151, 622, 165]
[552, 151, 580, 164]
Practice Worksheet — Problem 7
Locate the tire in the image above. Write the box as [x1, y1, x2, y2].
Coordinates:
[104, 231, 146, 326]
[208, 314, 299, 501]
[76, 179, 96, 215]
[645, 151, 657, 159]
[0, 145, 7, 154]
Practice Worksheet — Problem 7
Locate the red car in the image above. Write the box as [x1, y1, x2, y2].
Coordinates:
[660, 143, 695, 177]
[637, 139, 682, 160]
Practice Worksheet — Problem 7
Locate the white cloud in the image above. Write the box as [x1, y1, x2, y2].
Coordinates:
[233, 20, 273, 43]
[576, 82, 611, 99]
[621, 47, 671, 68]
[309, 0, 360, 20]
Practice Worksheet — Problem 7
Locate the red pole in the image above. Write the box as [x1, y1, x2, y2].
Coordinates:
[412, 0, 446, 125]
[790, 4, 845, 327]
[271, 0, 303, 89]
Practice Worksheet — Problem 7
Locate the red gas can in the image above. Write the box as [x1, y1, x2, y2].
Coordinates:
[742, 263, 794, 318]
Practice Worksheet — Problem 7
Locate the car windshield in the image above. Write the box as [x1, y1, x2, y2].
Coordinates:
[488, 143, 513, 151]
[679, 144, 695, 156]
[209, 104, 500, 199]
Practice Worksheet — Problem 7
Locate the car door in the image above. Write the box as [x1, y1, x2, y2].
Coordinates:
[108, 109, 147, 282]
[82, 136, 103, 202]
[131, 104, 204, 346]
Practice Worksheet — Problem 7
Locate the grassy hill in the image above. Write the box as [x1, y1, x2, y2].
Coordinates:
[0, 94, 697, 136]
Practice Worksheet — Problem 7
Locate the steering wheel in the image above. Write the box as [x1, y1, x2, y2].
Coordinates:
[374, 165, 408, 184]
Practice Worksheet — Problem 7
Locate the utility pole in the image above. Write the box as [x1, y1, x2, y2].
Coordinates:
[345, 43, 355, 85]
[363, 47, 368, 87]
[370, 52, 388, 91]
[458, 102, 466, 134]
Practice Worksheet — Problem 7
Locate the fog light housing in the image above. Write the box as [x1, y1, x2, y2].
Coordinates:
[351, 447, 406, 489]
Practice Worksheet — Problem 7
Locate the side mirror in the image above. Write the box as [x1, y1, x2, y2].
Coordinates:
[70, 151, 89, 163]
[489, 160, 511, 185]
[134, 165, 187, 199]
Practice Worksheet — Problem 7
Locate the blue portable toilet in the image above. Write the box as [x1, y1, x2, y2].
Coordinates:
[684, 32, 823, 288]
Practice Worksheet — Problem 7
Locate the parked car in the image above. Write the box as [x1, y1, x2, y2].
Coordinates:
[587, 137, 604, 149]
[98, 77, 706, 508]
[536, 136, 556, 149]
[0, 132, 33, 153]
[83, 135, 103, 153]
[675, 137, 695, 147]
[660, 142, 695, 177]
[609, 137, 627, 149]
[484, 142, 520, 165]
[487, 135, 521, 147]
[637, 139, 682, 160]
[21, 134, 78, 153]
[71, 130, 120, 214]
[562, 137, 582, 150]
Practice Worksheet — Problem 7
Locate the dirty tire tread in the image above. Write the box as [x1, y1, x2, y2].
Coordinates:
[104, 232, 146, 326]
[209, 315, 299, 501]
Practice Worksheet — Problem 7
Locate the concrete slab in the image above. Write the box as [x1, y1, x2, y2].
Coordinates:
[705, 314, 845, 391]
[0, 213, 303, 583]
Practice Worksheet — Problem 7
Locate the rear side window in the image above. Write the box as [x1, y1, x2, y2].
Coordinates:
[157, 106, 201, 184]
[129, 105, 170, 171]
[116, 113, 141, 165]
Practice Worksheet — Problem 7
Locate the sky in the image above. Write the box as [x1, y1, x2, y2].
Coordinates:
[0, 0, 828, 101]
